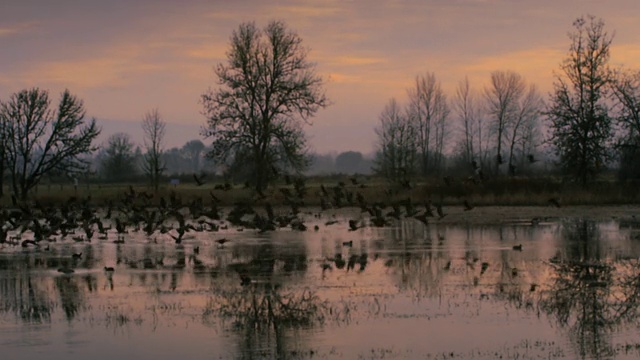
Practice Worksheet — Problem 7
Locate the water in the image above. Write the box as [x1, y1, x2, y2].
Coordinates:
[2, 210, 640, 359]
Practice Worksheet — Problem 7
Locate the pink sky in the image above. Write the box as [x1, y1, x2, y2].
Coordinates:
[2, 0, 640, 153]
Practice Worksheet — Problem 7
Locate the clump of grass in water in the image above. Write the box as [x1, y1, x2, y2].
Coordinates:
[105, 309, 144, 328]
[204, 286, 351, 330]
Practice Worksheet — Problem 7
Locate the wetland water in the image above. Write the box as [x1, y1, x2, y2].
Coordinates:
[2, 209, 640, 359]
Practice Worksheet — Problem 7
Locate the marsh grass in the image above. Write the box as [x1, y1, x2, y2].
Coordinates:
[6, 176, 640, 207]
[104, 308, 144, 328]
[204, 287, 328, 329]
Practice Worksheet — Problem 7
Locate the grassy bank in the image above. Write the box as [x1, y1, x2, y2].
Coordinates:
[5, 176, 639, 207]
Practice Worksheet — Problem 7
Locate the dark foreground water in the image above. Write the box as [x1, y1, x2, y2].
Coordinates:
[2, 209, 640, 359]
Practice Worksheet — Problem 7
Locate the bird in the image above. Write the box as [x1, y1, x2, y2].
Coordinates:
[240, 273, 251, 286]
[321, 263, 332, 273]
[436, 203, 446, 219]
[512, 244, 523, 251]
[480, 262, 489, 275]
[193, 173, 206, 186]
[215, 238, 230, 247]
[414, 212, 429, 226]
[333, 254, 346, 269]
[58, 267, 75, 274]
[548, 198, 561, 208]
[342, 240, 353, 247]
[348, 219, 360, 231]
[463, 200, 474, 211]
[104, 266, 115, 272]
[527, 154, 538, 163]
[72, 252, 82, 260]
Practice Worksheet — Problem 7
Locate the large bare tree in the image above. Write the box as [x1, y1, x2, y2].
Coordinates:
[505, 84, 543, 172]
[610, 68, 640, 179]
[408, 72, 449, 177]
[141, 108, 166, 191]
[484, 71, 526, 174]
[0, 88, 100, 200]
[547, 15, 613, 185]
[201, 20, 328, 192]
[453, 77, 487, 168]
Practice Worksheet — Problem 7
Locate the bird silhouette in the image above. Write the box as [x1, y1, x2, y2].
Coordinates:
[216, 238, 230, 247]
[240, 273, 251, 286]
[548, 198, 561, 208]
[436, 203, 446, 219]
[463, 200, 474, 211]
[480, 262, 489, 275]
[348, 219, 361, 231]
[193, 173, 206, 186]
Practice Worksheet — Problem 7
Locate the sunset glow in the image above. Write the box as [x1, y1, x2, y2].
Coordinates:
[1, 0, 640, 152]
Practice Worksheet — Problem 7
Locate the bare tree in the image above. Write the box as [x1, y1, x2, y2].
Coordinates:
[201, 20, 329, 193]
[0, 88, 100, 200]
[484, 71, 526, 174]
[610, 68, 640, 179]
[505, 84, 544, 173]
[141, 108, 166, 191]
[547, 15, 613, 185]
[408, 72, 449, 176]
[453, 77, 492, 169]
[374, 98, 418, 182]
[0, 121, 6, 197]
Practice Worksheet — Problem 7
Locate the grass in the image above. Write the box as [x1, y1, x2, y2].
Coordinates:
[4, 175, 640, 207]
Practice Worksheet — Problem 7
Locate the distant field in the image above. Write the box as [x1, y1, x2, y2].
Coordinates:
[4, 176, 639, 207]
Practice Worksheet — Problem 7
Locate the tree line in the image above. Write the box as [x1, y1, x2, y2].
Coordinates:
[374, 15, 640, 186]
[1, 16, 639, 201]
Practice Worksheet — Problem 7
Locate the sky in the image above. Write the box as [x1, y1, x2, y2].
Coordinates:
[2, 0, 640, 154]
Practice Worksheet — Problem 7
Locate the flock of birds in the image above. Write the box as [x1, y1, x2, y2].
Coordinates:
[0, 173, 562, 284]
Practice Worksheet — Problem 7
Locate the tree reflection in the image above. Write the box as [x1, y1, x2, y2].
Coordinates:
[55, 275, 85, 321]
[205, 282, 333, 359]
[539, 220, 640, 359]
[0, 273, 53, 323]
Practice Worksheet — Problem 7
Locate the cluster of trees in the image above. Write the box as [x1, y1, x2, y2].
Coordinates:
[94, 134, 213, 183]
[0, 90, 206, 198]
[0, 89, 100, 199]
[3, 16, 640, 201]
[375, 15, 640, 185]
[374, 70, 544, 183]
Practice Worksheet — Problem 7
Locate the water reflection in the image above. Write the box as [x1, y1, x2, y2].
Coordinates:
[0, 272, 52, 323]
[2, 215, 640, 359]
[205, 283, 328, 359]
[540, 219, 640, 359]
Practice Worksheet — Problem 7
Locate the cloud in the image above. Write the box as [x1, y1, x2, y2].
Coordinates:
[611, 43, 640, 68]
[18, 43, 166, 89]
[455, 47, 565, 91]
[273, 4, 344, 18]
[0, 21, 37, 37]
